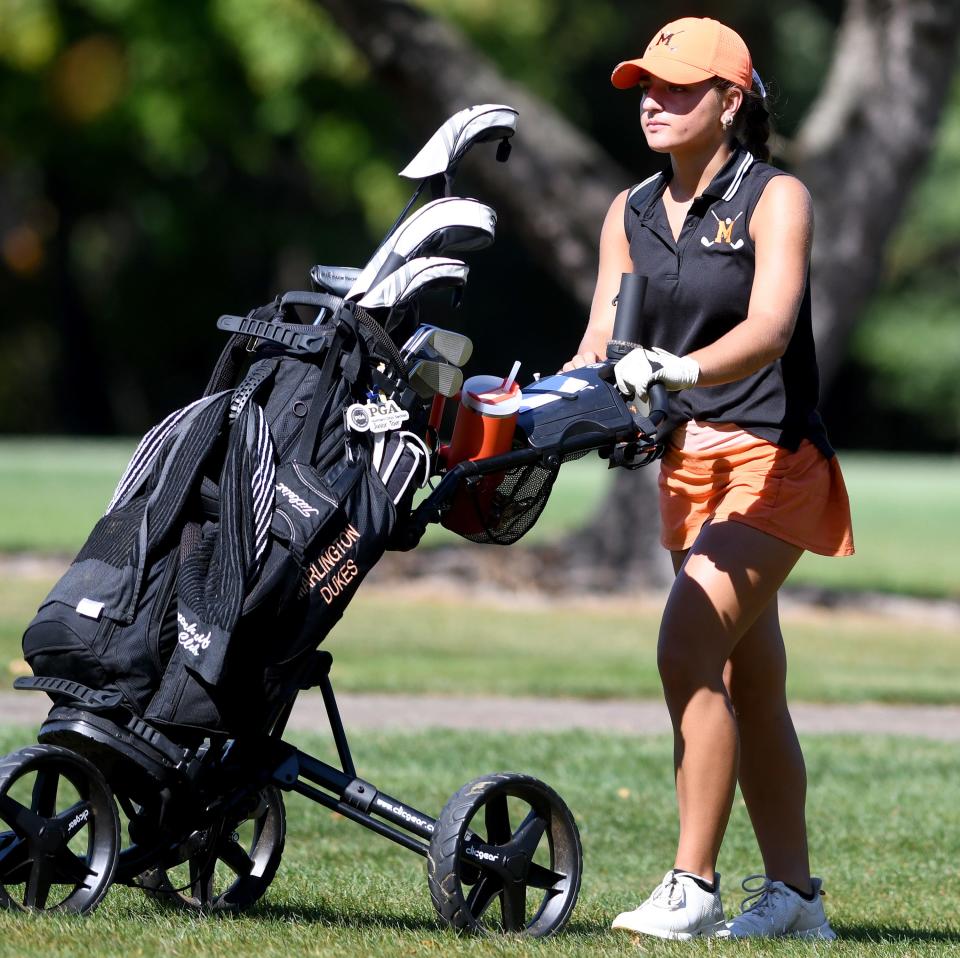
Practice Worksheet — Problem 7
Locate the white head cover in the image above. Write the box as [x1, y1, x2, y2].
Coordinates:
[399, 104, 519, 180]
[346, 197, 494, 300]
[356, 257, 469, 310]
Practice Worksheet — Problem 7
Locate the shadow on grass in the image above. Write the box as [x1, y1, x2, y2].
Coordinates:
[252, 901, 439, 932]
[250, 901, 611, 937]
[836, 925, 960, 944]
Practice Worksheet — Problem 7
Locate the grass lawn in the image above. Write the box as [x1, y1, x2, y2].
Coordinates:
[787, 454, 960, 598]
[0, 726, 955, 956]
[1, 577, 958, 705]
[0, 439, 133, 554]
[1, 439, 958, 598]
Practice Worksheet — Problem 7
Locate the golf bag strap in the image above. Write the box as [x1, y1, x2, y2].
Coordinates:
[216, 314, 336, 356]
[353, 304, 407, 375]
[206, 299, 287, 395]
[14, 676, 124, 710]
[339, 306, 365, 383]
[204, 333, 250, 397]
[229, 357, 279, 422]
[370, 367, 418, 411]
[296, 322, 347, 464]
[124, 713, 190, 767]
[179, 518, 202, 563]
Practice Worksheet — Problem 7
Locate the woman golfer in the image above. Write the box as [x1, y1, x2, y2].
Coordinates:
[565, 16, 853, 941]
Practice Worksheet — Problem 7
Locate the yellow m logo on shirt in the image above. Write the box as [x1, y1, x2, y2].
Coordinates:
[714, 218, 736, 244]
[702, 210, 745, 250]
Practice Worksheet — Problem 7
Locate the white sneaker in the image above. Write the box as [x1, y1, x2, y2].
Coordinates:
[611, 870, 725, 940]
[718, 875, 837, 940]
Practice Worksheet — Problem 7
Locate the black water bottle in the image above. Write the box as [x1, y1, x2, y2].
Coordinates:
[606, 272, 648, 362]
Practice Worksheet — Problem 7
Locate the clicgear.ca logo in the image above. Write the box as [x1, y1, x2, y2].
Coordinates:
[68, 808, 90, 833]
[465, 846, 500, 863]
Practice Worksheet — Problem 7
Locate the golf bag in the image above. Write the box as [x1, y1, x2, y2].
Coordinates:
[22, 297, 428, 736]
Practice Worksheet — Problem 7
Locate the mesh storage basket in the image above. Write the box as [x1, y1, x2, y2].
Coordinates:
[441, 450, 588, 545]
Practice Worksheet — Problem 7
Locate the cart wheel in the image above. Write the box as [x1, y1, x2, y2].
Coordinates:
[138, 785, 285, 913]
[0, 744, 119, 913]
[428, 772, 582, 937]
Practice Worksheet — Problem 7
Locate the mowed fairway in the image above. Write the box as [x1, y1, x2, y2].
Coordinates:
[0, 440, 958, 954]
[308, 588, 960, 705]
[0, 726, 954, 957]
[2, 575, 958, 705]
[1, 439, 958, 598]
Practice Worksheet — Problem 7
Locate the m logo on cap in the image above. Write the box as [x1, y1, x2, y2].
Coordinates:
[652, 30, 684, 52]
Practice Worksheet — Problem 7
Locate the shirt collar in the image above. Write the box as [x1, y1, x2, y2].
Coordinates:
[630, 147, 755, 219]
[701, 147, 755, 201]
[629, 169, 670, 221]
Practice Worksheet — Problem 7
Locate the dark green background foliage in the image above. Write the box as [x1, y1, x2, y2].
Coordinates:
[1, 0, 957, 448]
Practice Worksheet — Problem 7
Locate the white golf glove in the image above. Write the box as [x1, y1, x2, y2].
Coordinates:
[613, 346, 700, 403]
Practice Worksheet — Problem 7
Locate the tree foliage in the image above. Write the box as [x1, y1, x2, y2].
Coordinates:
[843, 75, 960, 449]
[0, 0, 410, 432]
[0, 0, 957, 450]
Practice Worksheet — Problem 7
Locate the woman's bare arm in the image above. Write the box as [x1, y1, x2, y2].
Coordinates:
[563, 190, 634, 369]
[686, 175, 813, 385]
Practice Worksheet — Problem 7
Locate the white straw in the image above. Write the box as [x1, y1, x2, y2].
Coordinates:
[502, 360, 521, 392]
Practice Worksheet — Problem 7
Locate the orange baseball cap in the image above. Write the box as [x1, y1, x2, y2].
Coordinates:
[611, 17, 753, 90]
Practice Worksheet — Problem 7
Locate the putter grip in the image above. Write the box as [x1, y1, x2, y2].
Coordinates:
[603, 274, 670, 426]
[606, 273, 648, 361]
[647, 382, 669, 426]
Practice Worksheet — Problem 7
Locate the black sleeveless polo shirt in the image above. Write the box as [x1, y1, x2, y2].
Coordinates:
[624, 148, 832, 456]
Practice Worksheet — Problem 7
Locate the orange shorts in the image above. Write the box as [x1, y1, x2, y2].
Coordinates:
[658, 423, 855, 556]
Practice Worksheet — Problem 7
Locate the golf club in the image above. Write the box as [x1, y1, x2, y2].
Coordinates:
[356, 257, 469, 312]
[399, 103, 519, 181]
[400, 325, 474, 368]
[346, 198, 494, 301]
[406, 359, 464, 399]
[310, 264, 361, 298]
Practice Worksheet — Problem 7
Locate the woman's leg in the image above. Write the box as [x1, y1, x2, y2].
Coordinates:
[724, 599, 812, 891]
[659, 520, 802, 880]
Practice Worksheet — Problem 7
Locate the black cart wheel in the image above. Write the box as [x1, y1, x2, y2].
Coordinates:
[428, 772, 582, 937]
[0, 744, 119, 913]
[138, 785, 285, 913]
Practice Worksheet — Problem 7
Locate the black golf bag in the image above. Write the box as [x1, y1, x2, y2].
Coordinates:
[22, 297, 427, 736]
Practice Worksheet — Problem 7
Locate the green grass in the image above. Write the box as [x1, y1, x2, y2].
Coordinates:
[0, 726, 955, 956]
[1, 439, 957, 597]
[441, 451, 958, 599]
[2, 579, 958, 705]
[788, 454, 960, 598]
[0, 439, 133, 554]
[308, 592, 960, 705]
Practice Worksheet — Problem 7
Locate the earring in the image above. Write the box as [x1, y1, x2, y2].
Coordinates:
[722, 116, 733, 131]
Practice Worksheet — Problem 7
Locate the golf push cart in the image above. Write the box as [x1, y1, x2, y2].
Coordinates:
[0, 105, 667, 936]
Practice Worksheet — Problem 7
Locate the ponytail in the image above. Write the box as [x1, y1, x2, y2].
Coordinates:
[714, 79, 772, 163]
[736, 87, 771, 163]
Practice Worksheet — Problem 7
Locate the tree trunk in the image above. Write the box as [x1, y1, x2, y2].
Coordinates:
[316, 0, 672, 588]
[792, 0, 960, 386]
[315, 0, 629, 308]
[317, 0, 960, 589]
[558, 463, 674, 588]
